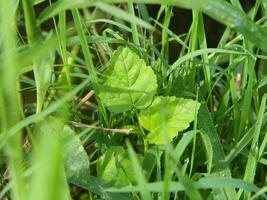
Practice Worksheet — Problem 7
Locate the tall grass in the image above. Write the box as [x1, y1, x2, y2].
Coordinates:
[1, 0, 267, 200]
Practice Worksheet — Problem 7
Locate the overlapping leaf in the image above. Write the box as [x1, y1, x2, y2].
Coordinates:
[97, 147, 142, 187]
[61, 123, 132, 199]
[99, 47, 157, 113]
[139, 96, 200, 144]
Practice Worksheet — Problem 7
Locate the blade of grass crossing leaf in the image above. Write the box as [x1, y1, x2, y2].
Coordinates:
[0, 1, 25, 199]
[169, 133, 203, 199]
[156, 96, 201, 199]
[173, 131, 199, 163]
[173, 168, 203, 200]
[169, 130, 213, 193]
[161, 107, 172, 200]
[71, 8, 109, 125]
[172, 131, 212, 181]
[127, 142, 152, 200]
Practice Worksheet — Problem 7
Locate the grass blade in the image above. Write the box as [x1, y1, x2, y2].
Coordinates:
[0, 1, 25, 199]
[127, 142, 152, 200]
[241, 94, 267, 198]
[197, 101, 237, 199]
[39, 0, 267, 51]
[28, 118, 71, 200]
[106, 177, 262, 195]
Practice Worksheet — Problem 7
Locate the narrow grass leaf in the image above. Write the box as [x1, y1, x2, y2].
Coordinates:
[106, 177, 261, 194]
[241, 94, 267, 198]
[197, 101, 237, 199]
[39, 0, 267, 51]
[0, 1, 25, 199]
[127, 142, 152, 200]
[28, 118, 71, 200]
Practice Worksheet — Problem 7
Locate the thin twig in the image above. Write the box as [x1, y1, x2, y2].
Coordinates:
[70, 121, 132, 134]
[77, 90, 95, 110]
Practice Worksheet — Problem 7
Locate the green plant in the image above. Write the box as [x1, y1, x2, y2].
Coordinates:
[98, 46, 200, 146]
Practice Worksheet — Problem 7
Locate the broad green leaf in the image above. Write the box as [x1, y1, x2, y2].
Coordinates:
[99, 47, 157, 113]
[138, 96, 200, 144]
[97, 147, 142, 187]
[62, 132, 132, 199]
[62, 127, 132, 199]
[197, 101, 237, 199]
[61, 125, 90, 179]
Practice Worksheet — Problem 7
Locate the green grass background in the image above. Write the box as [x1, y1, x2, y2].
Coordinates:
[1, 0, 267, 199]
